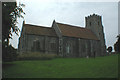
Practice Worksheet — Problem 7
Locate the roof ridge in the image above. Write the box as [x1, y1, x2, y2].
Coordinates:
[56, 22, 85, 29]
[56, 22, 94, 32]
[24, 24, 51, 29]
[24, 24, 57, 37]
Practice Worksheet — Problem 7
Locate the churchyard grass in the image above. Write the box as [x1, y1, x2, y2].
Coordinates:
[2, 54, 118, 78]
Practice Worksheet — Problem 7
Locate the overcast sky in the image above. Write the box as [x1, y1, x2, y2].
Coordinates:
[9, 0, 118, 50]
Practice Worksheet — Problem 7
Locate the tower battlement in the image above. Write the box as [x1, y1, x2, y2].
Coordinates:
[85, 14, 101, 20]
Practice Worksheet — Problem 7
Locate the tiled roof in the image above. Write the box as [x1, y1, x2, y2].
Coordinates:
[23, 22, 99, 40]
[24, 24, 57, 37]
[56, 22, 99, 40]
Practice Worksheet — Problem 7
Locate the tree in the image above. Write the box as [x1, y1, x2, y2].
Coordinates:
[2, 2, 25, 61]
[114, 34, 120, 53]
[107, 46, 112, 53]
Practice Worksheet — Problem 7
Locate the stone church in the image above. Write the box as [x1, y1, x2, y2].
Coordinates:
[18, 14, 106, 57]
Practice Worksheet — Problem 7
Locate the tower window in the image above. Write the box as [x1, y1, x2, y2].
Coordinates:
[99, 33, 100, 35]
[89, 22, 91, 26]
[98, 22, 99, 25]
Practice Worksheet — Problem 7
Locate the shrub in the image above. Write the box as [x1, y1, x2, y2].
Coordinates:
[107, 46, 112, 53]
[3, 45, 18, 62]
[17, 52, 59, 60]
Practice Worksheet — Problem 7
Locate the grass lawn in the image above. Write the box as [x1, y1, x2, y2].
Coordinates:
[2, 54, 118, 78]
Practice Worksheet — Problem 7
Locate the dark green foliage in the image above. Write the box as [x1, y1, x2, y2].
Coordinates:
[114, 34, 120, 52]
[2, 2, 25, 40]
[2, 45, 18, 62]
[2, 2, 16, 51]
[2, 2, 25, 62]
[107, 46, 112, 52]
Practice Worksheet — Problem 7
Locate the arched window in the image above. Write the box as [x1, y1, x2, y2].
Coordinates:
[66, 43, 71, 54]
[66, 45, 70, 54]
[50, 38, 56, 50]
[32, 40, 40, 52]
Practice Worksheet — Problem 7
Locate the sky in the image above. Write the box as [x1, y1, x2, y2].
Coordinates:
[9, 0, 118, 51]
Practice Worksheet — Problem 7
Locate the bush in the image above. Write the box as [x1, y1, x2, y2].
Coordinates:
[107, 46, 112, 53]
[2, 45, 18, 62]
[17, 52, 59, 60]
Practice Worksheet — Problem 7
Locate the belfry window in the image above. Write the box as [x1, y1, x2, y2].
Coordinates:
[89, 22, 91, 26]
[98, 22, 99, 25]
[99, 33, 100, 36]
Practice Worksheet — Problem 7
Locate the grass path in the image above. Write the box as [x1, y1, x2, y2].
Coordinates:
[2, 54, 118, 78]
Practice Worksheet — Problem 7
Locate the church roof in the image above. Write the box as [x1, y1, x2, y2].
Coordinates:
[24, 24, 57, 37]
[23, 22, 98, 40]
[56, 22, 99, 40]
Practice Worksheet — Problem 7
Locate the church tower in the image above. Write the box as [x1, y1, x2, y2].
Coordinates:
[85, 14, 106, 55]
